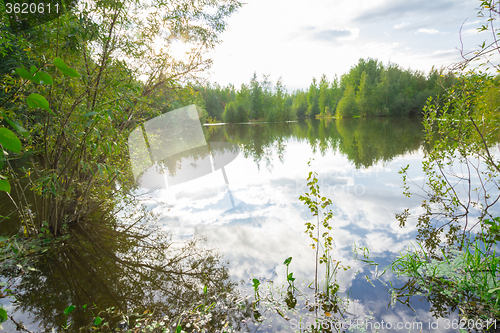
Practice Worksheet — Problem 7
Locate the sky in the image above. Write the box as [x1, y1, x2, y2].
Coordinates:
[205, 0, 491, 92]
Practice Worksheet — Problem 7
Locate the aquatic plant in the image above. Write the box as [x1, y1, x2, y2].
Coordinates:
[241, 255, 354, 332]
[298, 159, 335, 294]
[283, 256, 297, 292]
[391, 3, 500, 326]
[391, 232, 500, 325]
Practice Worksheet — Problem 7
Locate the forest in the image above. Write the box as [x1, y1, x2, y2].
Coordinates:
[0, 0, 500, 331]
[198, 58, 456, 123]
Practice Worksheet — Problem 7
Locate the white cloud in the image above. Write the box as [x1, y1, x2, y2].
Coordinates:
[463, 28, 479, 36]
[464, 19, 481, 26]
[206, 0, 485, 89]
[417, 28, 441, 34]
[393, 22, 410, 29]
[462, 27, 491, 36]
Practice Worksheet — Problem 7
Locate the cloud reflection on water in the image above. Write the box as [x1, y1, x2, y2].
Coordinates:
[128, 117, 473, 331]
[136, 142, 434, 326]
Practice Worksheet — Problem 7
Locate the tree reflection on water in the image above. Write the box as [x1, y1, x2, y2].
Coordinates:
[205, 117, 425, 170]
[2, 201, 252, 332]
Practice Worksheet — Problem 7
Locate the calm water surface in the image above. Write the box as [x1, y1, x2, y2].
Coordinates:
[3, 117, 475, 332]
[133, 117, 462, 332]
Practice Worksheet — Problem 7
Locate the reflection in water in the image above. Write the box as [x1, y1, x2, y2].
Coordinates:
[3, 116, 472, 332]
[205, 117, 425, 170]
[127, 105, 241, 220]
[137, 117, 460, 332]
[1, 204, 251, 332]
[390, 277, 459, 320]
[334, 118, 425, 168]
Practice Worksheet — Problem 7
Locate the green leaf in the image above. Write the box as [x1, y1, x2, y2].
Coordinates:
[84, 111, 97, 117]
[53, 57, 81, 78]
[283, 257, 292, 266]
[0, 127, 21, 153]
[0, 307, 7, 324]
[34, 71, 53, 85]
[106, 109, 114, 120]
[15, 67, 34, 81]
[93, 316, 102, 325]
[15, 67, 52, 84]
[64, 305, 76, 315]
[203, 285, 207, 294]
[488, 287, 500, 293]
[1, 112, 29, 138]
[27, 94, 55, 115]
[0, 180, 9, 193]
[176, 325, 182, 333]
[53, 57, 66, 69]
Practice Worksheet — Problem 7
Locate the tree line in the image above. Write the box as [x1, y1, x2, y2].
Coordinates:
[198, 58, 456, 123]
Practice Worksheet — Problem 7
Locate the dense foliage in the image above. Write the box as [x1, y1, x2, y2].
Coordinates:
[0, 0, 242, 235]
[0, 0, 244, 330]
[201, 74, 294, 123]
[393, 0, 500, 323]
[200, 58, 456, 123]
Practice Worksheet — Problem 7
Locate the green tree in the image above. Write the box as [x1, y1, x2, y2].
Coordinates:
[373, 69, 391, 115]
[201, 83, 226, 121]
[336, 84, 358, 117]
[307, 78, 320, 118]
[250, 72, 263, 119]
[394, 1, 500, 320]
[329, 76, 342, 115]
[236, 104, 248, 122]
[292, 91, 308, 118]
[318, 74, 330, 115]
[261, 74, 274, 118]
[269, 76, 287, 121]
[0, 0, 243, 235]
[356, 71, 372, 117]
[223, 101, 237, 123]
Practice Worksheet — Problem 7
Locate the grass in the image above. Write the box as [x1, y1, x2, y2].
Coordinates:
[391, 235, 500, 326]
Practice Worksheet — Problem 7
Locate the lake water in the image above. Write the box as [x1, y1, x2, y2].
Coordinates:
[130, 117, 464, 332]
[3, 117, 488, 332]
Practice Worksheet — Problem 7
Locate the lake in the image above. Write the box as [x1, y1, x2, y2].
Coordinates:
[128, 116, 462, 332]
[2, 117, 482, 332]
